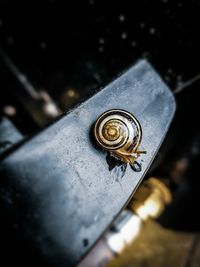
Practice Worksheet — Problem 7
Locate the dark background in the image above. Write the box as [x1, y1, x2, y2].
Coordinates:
[0, 0, 199, 109]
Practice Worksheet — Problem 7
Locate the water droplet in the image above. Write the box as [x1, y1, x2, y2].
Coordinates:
[98, 46, 104, 52]
[142, 51, 151, 59]
[119, 14, 125, 22]
[40, 41, 47, 49]
[94, 214, 99, 222]
[130, 161, 141, 172]
[167, 68, 173, 74]
[165, 75, 170, 82]
[99, 38, 105, 44]
[149, 28, 156, 34]
[131, 41, 137, 47]
[177, 75, 182, 81]
[121, 32, 127, 39]
[7, 36, 14, 45]
[140, 22, 145, 28]
[175, 75, 183, 86]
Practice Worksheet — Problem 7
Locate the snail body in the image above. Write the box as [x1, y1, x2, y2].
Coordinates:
[94, 109, 145, 164]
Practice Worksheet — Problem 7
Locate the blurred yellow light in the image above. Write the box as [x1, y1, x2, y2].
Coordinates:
[67, 89, 76, 97]
[129, 177, 172, 220]
[136, 198, 162, 220]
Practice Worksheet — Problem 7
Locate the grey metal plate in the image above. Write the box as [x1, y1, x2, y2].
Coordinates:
[0, 117, 23, 156]
[0, 60, 176, 266]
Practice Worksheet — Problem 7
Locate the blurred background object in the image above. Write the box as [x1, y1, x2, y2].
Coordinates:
[128, 177, 172, 220]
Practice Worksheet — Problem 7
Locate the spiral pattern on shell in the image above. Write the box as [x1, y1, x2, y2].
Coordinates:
[94, 109, 142, 154]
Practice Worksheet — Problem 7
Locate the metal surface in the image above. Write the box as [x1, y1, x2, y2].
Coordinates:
[0, 60, 176, 267]
[0, 117, 23, 156]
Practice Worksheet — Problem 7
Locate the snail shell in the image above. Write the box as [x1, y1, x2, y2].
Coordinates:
[94, 109, 142, 159]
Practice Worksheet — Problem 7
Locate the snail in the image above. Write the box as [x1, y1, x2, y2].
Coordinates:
[94, 109, 146, 171]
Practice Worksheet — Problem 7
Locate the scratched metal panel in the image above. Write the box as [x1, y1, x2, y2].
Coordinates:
[0, 117, 23, 156]
[0, 60, 176, 266]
